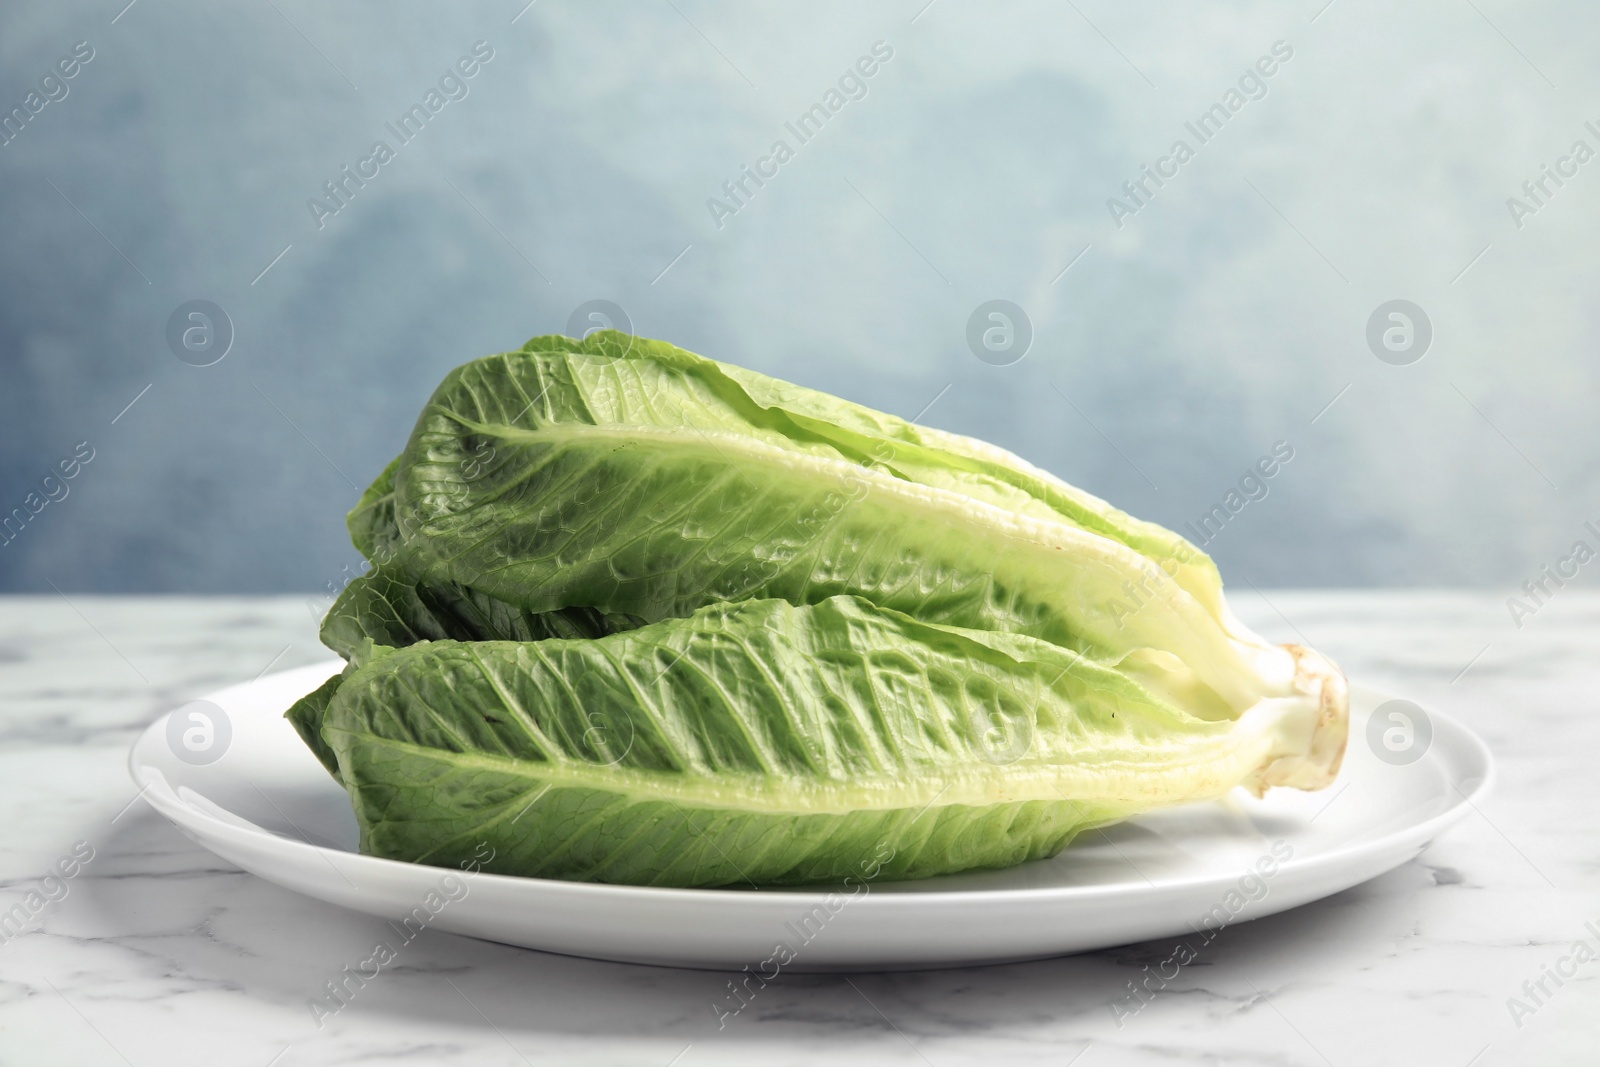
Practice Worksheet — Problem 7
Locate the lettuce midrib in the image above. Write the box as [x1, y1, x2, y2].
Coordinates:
[329, 725, 1273, 816]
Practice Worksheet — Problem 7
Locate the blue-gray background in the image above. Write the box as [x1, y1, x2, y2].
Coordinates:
[0, 0, 1591, 594]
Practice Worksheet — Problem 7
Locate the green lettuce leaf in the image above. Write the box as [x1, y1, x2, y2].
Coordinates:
[347, 455, 401, 562]
[364, 332, 1290, 715]
[319, 596, 1337, 887]
[319, 566, 641, 662]
[285, 672, 347, 783]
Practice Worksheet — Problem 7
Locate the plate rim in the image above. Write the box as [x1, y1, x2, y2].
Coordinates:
[128, 660, 1495, 908]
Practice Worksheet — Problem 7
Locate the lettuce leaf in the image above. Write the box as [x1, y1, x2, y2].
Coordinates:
[368, 332, 1290, 714]
[319, 566, 640, 662]
[318, 596, 1329, 887]
[285, 672, 346, 782]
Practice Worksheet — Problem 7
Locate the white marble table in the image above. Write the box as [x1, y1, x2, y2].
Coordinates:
[0, 592, 1593, 1066]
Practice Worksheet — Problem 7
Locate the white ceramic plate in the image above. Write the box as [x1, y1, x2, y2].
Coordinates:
[128, 661, 1492, 972]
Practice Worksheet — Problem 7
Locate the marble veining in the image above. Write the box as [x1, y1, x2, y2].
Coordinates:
[0, 592, 1594, 1065]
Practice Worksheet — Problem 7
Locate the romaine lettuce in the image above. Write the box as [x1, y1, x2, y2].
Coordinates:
[289, 332, 1348, 887]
